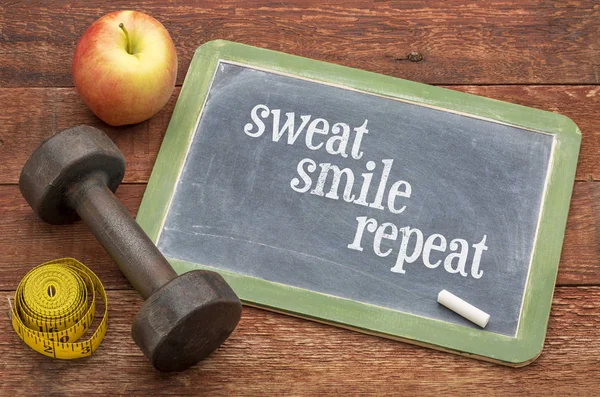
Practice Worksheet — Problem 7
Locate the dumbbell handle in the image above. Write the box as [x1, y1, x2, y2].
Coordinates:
[66, 172, 177, 299]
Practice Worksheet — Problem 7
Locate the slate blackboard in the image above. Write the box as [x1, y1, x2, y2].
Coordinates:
[137, 41, 581, 365]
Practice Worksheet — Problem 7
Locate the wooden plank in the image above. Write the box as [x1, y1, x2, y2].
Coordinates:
[0, 181, 597, 291]
[561, 181, 600, 285]
[0, 88, 177, 186]
[0, 85, 599, 184]
[0, 184, 133, 291]
[0, 1, 599, 87]
[1, 286, 598, 395]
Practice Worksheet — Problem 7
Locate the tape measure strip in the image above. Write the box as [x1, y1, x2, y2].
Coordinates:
[10, 258, 108, 359]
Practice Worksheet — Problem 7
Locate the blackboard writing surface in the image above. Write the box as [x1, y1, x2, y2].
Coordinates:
[158, 61, 551, 337]
[137, 41, 580, 365]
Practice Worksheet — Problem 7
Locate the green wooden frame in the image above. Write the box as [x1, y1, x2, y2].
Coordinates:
[136, 40, 581, 366]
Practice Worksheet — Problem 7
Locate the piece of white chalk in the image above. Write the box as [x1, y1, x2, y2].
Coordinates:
[437, 289, 490, 328]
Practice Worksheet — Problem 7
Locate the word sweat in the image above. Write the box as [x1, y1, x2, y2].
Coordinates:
[244, 104, 489, 279]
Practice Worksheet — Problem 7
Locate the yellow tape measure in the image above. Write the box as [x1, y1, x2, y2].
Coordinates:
[10, 258, 108, 359]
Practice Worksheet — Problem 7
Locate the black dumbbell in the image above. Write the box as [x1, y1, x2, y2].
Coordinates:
[19, 125, 242, 372]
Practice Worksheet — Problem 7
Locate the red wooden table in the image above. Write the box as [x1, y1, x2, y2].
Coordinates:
[1, 1, 599, 395]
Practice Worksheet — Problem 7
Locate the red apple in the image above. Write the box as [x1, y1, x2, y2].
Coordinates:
[72, 11, 177, 126]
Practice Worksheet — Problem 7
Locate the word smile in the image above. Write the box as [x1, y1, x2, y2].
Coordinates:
[243, 103, 489, 279]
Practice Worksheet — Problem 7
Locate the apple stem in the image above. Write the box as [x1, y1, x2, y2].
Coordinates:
[119, 23, 132, 55]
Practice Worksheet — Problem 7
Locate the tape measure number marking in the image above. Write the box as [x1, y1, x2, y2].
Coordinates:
[10, 258, 108, 359]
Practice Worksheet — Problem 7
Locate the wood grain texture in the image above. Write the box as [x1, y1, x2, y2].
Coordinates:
[1, 287, 598, 396]
[0, 180, 597, 288]
[0, 1, 599, 87]
[0, 88, 177, 186]
[0, 85, 599, 184]
[1, 1, 599, 393]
